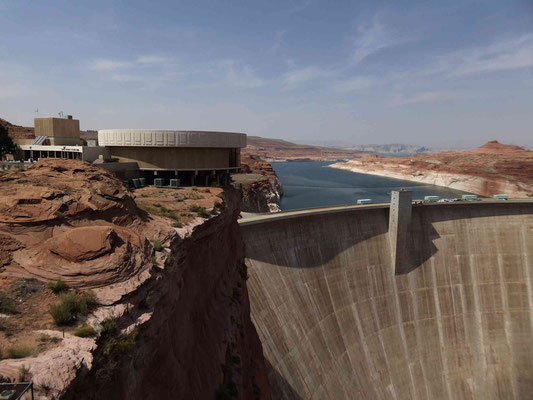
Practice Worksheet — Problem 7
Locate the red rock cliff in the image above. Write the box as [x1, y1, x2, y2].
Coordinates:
[0, 159, 271, 400]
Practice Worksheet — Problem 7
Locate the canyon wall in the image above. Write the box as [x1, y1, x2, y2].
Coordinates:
[242, 202, 533, 399]
[67, 189, 271, 399]
[0, 160, 270, 400]
[239, 154, 283, 213]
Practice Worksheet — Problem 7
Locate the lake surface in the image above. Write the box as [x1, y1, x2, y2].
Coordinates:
[271, 161, 473, 211]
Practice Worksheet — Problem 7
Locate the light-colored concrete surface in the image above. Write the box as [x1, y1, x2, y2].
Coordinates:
[241, 200, 533, 399]
[390, 190, 413, 275]
[98, 129, 246, 148]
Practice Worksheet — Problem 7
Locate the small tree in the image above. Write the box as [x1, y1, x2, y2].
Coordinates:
[0, 124, 15, 158]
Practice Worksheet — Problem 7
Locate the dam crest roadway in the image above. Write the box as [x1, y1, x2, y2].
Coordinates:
[240, 197, 533, 399]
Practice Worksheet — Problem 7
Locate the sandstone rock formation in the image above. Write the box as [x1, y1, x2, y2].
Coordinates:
[238, 154, 283, 213]
[330, 141, 533, 198]
[0, 159, 270, 400]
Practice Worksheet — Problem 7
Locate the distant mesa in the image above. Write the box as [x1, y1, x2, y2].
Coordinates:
[473, 140, 526, 154]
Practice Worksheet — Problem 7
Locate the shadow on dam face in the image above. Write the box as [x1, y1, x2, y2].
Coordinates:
[241, 202, 533, 399]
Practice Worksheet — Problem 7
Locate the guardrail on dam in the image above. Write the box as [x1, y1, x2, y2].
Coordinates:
[239, 199, 533, 399]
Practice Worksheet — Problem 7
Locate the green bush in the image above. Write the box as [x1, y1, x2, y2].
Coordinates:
[153, 203, 161, 208]
[74, 324, 96, 338]
[172, 221, 183, 228]
[152, 240, 163, 251]
[38, 334, 50, 342]
[189, 204, 200, 212]
[101, 318, 118, 335]
[48, 279, 68, 294]
[7, 345, 34, 359]
[49, 291, 98, 326]
[197, 207, 210, 218]
[168, 212, 181, 222]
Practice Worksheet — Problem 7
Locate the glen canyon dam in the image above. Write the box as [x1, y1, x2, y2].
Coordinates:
[241, 198, 533, 399]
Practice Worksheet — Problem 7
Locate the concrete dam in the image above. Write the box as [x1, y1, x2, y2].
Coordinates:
[240, 197, 533, 399]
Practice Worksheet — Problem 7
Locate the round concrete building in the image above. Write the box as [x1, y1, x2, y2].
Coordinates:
[98, 129, 246, 186]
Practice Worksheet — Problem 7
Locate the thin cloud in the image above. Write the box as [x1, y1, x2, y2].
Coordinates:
[352, 18, 407, 64]
[449, 33, 533, 76]
[283, 66, 335, 88]
[332, 76, 375, 93]
[136, 55, 172, 65]
[210, 60, 267, 89]
[390, 91, 459, 107]
[89, 59, 130, 71]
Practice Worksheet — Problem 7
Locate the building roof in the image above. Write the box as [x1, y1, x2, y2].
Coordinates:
[98, 129, 247, 148]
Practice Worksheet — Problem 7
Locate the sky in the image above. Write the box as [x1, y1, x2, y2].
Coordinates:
[1, 0, 532, 148]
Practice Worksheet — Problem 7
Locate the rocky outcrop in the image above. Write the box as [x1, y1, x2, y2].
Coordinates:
[330, 141, 533, 198]
[0, 117, 34, 141]
[0, 159, 271, 400]
[239, 154, 283, 213]
[67, 188, 271, 400]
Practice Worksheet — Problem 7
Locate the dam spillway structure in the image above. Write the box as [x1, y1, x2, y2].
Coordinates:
[240, 197, 533, 399]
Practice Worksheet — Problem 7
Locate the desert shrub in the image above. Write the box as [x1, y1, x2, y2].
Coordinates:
[0, 318, 15, 336]
[48, 279, 68, 294]
[74, 324, 96, 338]
[7, 345, 34, 359]
[152, 240, 163, 252]
[94, 329, 138, 383]
[197, 207, 210, 218]
[217, 193, 225, 200]
[139, 294, 152, 309]
[101, 319, 118, 335]
[49, 301, 74, 325]
[189, 204, 200, 212]
[153, 203, 161, 208]
[18, 364, 29, 382]
[168, 212, 181, 222]
[13, 279, 42, 297]
[214, 201, 222, 209]
[49, 291, 98, 326]
[0, 292, 17, 314]
[172, 221, 183, 228]
[38, 334, 50, 342]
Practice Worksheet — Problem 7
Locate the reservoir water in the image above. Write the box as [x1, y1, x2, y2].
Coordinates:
[271, 161, 473, 211]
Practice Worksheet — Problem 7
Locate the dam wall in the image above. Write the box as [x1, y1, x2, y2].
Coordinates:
[241, 201, 533, 399]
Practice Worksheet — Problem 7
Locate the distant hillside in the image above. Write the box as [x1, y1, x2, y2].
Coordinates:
[348, 143, 432, 154]
[0, 117, 34, 139]
[330, 140, 533, 198]
[244, 136, 365, 161]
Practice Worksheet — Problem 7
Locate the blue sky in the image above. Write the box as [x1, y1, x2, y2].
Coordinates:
[1, 0, 532, 147]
